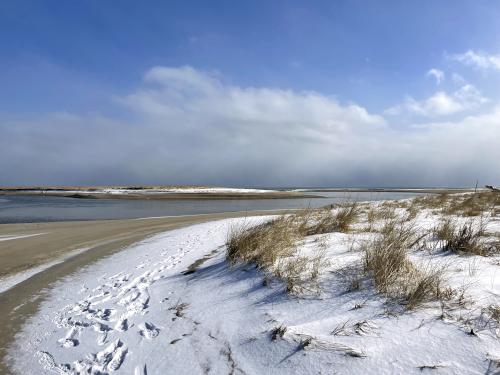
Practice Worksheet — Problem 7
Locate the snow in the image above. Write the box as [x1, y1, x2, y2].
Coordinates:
[7, 203, 500, 374]
[0, 247, 89, 294]
[0, 233, 46, 242]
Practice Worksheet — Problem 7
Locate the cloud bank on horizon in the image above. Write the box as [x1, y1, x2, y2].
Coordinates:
[1, 2, 500, 187]
[2, 62, 500, 187]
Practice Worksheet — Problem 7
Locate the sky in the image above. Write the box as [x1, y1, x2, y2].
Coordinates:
[1, 0, 500, 187]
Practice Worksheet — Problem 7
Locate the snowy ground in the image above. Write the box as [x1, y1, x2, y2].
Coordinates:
[7, 201, 500, 374]
[0, 233, 45, 242]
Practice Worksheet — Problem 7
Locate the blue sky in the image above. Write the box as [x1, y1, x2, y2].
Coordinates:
[1, 1, 500, 186]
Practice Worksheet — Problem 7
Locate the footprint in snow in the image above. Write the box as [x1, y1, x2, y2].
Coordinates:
[97, 331, 108, 346]
[58, 327, 79, 348]
[139, 322, 160, 339]
[108, 346, 128, 371]
[115, 317, 128, 332]
[95, 339, 127, 371]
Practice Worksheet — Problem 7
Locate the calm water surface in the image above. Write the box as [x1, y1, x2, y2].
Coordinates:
[0, 192, 428, 224]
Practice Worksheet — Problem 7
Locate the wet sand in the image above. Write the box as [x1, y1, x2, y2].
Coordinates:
[0, 210, 292, 374]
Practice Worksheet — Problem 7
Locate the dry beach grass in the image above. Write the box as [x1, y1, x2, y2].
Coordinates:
[227, 191, 500, 311]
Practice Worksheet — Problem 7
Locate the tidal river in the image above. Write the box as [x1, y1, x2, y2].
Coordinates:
[0, 191, 427, 223]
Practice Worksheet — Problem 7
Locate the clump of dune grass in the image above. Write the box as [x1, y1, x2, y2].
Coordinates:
[306, 202, 360, 235]
[227, 213, 330, 294]
[432, 218, 456, 243]
[362, 219, 444, 308]
[372, 204, 400, 222]
[432, 218, 499, 256]
[271, 325, 287, 341]
[377, 204, 398, 221]
[405, 267, 445, 309]
[226, 216, 304, 268]
[363, 220, 418, 293]
[487, 305, 500, 323]
[438, 220, 496, 256]
[366, 206, 377, 228]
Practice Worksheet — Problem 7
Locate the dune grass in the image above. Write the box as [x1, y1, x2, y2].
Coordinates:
[227, 192, 499, 306]
[432, 218, 499, 256]
[226, 204, 358, 294]
[362, 219, 444, 309]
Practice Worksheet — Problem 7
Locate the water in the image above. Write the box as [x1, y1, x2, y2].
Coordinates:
[0, 192, 428, 224]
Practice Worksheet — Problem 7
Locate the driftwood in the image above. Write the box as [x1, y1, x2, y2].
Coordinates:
[485, 185, 500, 192]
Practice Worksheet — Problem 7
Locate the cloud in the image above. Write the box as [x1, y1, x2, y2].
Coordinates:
[427, 69, 444, 84]
[385, 84, 488, 117]
[451, 50, 500, 70]
[451, 73, 466, 85]
[1, 66, 500, 187]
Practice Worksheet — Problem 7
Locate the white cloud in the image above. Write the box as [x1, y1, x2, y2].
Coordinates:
[451, 50, 500, 70]
[451, 73, 466, 84]
[385, 84, 487, 117]
[1, 66, 500, 187]
[122, 66, 387, 142]
[427, 69, 444, 84]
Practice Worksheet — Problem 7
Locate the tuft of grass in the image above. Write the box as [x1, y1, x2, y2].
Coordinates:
[275, 256, 309, 294]
[363, 222, 415, 294]
[487, 305, 500, 322]
[405, 267, 444, 309]
[436, 220, 496, 256]
[363, 219, 444, 308]
[169, 300, 189, 319]
[433, 218, 456, 243]
[306, 202, 359, 235]
[271, 325, 287, 341]
[227, 213, 330, 295]
[226, 216, 303, 268]
[366, 206, 377, 228]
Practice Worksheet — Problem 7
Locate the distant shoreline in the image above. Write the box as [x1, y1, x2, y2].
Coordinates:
[0, 186, 478, 200]
[296, 188, 478, 194]
[0, 186, 318, 200]
[0, 191, 320, 200]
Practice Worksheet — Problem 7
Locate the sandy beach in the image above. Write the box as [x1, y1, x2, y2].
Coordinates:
[0, 210, 292, 374]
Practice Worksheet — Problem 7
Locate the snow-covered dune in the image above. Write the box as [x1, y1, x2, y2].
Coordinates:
[8, 205, 500, 374]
